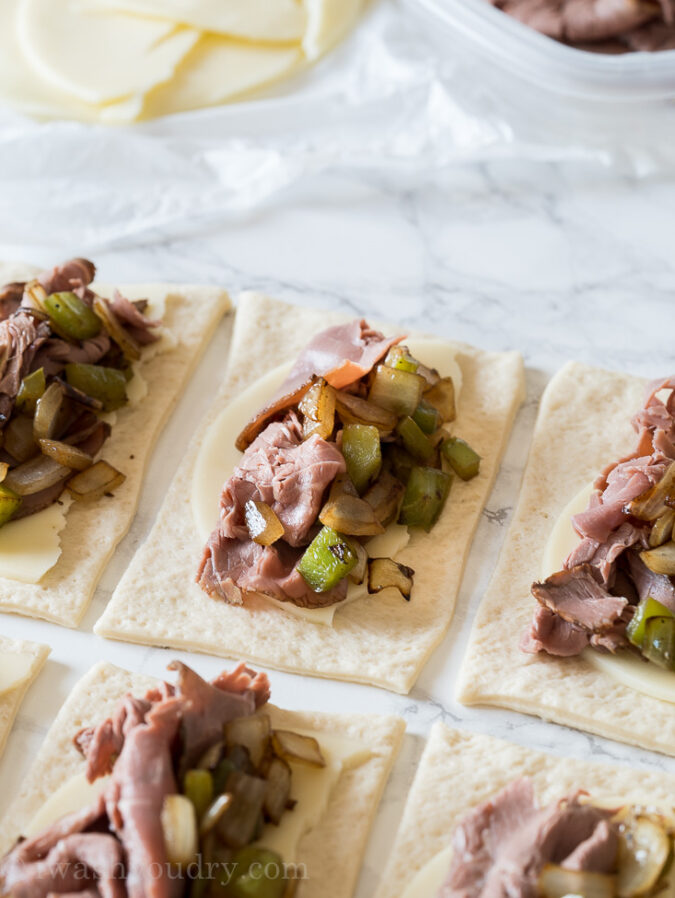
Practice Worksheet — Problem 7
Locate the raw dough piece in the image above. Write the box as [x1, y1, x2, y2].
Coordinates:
[0, 263, 231, 627]
[95, 292, 524, 694]
[0, 660, 405, 898]
[457, 361, 675, 755]
[377, 723, 675, 898]
[0, 636, 49, 765]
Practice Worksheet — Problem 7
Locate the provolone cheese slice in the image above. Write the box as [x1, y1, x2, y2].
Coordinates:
[0, 651, 38, 697]
[89, 0, 306, 42]
[543, 482, 675, 705]
[401, 846, 452, 898]
[253, 729, 370, 862]
[0, 497, 72, 584]
[23, 772, 110, 838]
[303, 0, 364, 59]
[17, 0, 199, 105]
[144, 36, 301, 119]
[0, 0, 142, 122]
[191, 338, 462, 622]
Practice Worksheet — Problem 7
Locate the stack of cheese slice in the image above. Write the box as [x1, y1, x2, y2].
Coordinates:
[0, 0, 365, 123]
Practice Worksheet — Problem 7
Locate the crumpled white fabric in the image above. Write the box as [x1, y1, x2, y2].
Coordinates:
[0, 0, 673, 252]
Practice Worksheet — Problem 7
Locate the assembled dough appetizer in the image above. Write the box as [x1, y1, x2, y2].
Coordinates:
[377, 724, 675, 898]
[0, 661, 404, 898]
[0, 258, 230, 626]
[96, 293, 524, 693]
[458, 362, 675, 755]
[0, 635, 48, 763]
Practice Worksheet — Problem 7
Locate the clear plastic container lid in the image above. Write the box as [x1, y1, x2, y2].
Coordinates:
[411, 0, 675, 101]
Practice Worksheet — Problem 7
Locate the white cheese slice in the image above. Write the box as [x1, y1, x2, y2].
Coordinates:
[88, 0, 306, 42]
[23, 772, 110, 838]
[0, 497, 72, 584]
[0, 650, 39, 697]
[542, 482, 675, 705]
[17, 0, 199, 105]
[144, 36, 302, 119]
[0, 0, 143, 122]
[303, 0, 365, 59]
[253, 729, 371, 862]
[191, 338, 461, 623]
[401, 846, 452, 898]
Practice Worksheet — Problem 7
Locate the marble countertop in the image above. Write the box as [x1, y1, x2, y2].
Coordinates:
[1, 5, 675, 894]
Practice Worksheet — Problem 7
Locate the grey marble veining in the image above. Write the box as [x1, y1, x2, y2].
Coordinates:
[0, 156, 674, 896]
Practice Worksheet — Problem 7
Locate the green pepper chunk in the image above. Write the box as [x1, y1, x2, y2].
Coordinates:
[384, 444, 416, 484]
[297, 526, 357, 592]
[213, 758, 237, 795]
[396, 416, 434, 463]
[626, 596, 674, 649]
[441, 437, 481, 481]
[412, 400, 440, 435]
[341, 424, 381, 494]
[0, 483, 21, 528]
[43, 292, 101, 341]
[398, 466, 452, 531]
[227, 847, 286, 898]
[183, 768, 214, 820]
[16, 368, 46, 413]
[642, 616, 675, 671]
[385, 345, 419, 373]
[65, 363, 127, 412]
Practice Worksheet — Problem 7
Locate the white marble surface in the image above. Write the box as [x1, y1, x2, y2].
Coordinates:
[1, 4, 675, 895]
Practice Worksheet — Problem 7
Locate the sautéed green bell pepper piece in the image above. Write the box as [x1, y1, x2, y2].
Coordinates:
[183, 768, 214, 820]
[43, 291, 101, 341]
[396, 416, 434, 464]
[297, 526, 357, 592]
[441, 437, 481, 481]
[626, 596, 673, 649]
[65, 363, 127, 412]
[412, 399, 440, 435]
[642, 616, 675, 671]
[398, 466, 451, 531]
[0, 483, 21, 527]
[227, 847, 286, 898]
[16, 367, 46, 413]
[341, 424, 381, 494]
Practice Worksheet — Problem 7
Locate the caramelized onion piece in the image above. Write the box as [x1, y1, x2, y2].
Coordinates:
[423, 376, 456, 423]
[261, 756, 291, 826]
[66, 460, 125, 501]
[271, 730, 325, 768]
[244, 499, 285, 546]
[4, 455, 70, 496]
[33, 381, 69, 442]
[319, 491, 384, 537]
[538, 865, 615, 898]
[363, 470, 406, 526]
[368, 365, 425, 417]
[0, 462, 8, 482]
[640, 541, 675, 576]
[367, 557, 414, 600]
[199, 793, 233, 838]
[5, 415, 38, 463]
[650, 509, 675, 548]
[347, 537, 368, 585]
[626, 462, 675, 522]
[225, 714, 271, 769]
[617, 815, 671, 898]
[298, 377, 336, 440]
[39, 439, 93, 471]
[160, 795, 198, 868]
[93, 294, 141, 361]
[335, 391, 397, 435]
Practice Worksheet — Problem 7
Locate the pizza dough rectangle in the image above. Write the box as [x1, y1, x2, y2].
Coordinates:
[0, 661, 406, 898]
[457, 361, 675, 755]
[95, 292, 525, 693]
[0, 264, 231, 627]
[0, 635, 49, 764]
[377, 722, 675, 898]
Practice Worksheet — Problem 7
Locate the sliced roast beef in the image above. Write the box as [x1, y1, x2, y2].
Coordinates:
[33, 333, 111, 377]
[220, 413, 345, 547]
[236, 319, 402, 451]
[439, 778, 618, 898]
[38, 259, 96, 296]
[626, 549, 675, 611]
[198, 529, 348, 607]
[108, 290, 159, 346]
[565, 521, 646, 585]
[520, 604, 590, 656]
[0, 281, 25, 322]
[531, 564, 628, 631]
[0, 312, 51, 423]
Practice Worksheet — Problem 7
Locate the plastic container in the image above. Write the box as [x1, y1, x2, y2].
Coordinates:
[411, 0, 675, 101]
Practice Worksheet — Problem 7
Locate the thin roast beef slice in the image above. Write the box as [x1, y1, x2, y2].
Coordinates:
[0, 312, 51, 423]
[627, 550, 675, 611]
[236, 319, 402, 450]
[220, 413, 345, 547]
[38, 259, 96, 296]
[0, 282, 25, 322]
[197, 529, 348, 607]
[565, 521, 646, 586]
[531, 564, 628, 631]
[104, 699, 182, 898]
[108, 290, 160, 346]
[521, 604, 590, 655]
[33, 333, 111, 377]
